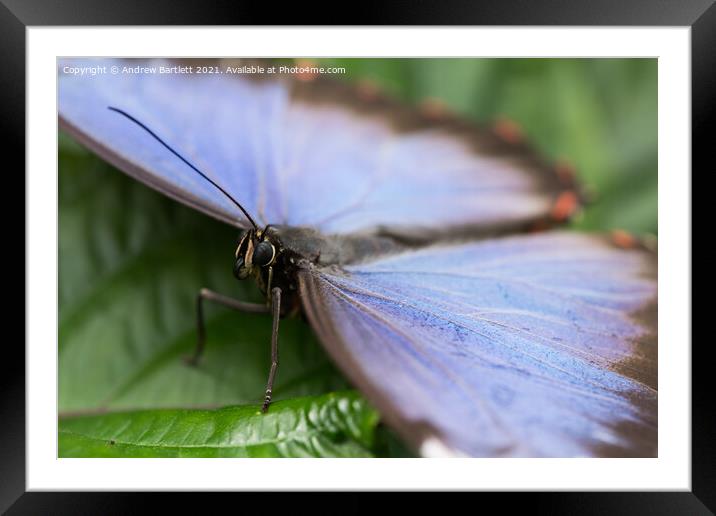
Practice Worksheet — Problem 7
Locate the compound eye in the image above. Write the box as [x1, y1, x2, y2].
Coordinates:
[252, 241, 275, 267]
[233, 257, 249, 279]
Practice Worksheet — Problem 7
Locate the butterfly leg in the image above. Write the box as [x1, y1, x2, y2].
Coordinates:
[262, 287, 282, 413]
[185, 288, 270, 367]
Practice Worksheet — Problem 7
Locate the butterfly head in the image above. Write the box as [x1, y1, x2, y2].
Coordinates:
[233, 227, 279, 281]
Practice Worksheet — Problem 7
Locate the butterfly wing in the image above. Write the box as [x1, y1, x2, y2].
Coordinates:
[298, 232, 657, 457]
[59, 58, 578, 235]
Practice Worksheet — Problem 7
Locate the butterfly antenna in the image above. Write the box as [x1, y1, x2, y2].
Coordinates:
[107, 106, 259, 230]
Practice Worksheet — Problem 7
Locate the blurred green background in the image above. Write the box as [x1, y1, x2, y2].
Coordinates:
[58, 58, 657, 457]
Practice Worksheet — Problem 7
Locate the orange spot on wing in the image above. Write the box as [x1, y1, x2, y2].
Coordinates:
[420, 98, 448, 120]
[295, 59, 318, 82]
[550, 191, 579, 222]
[492, 116, 523, 144]
[611, 229, 637, 249]
[357, 79, 380, 101]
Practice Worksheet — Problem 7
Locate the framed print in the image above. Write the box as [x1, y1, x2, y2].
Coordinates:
[5, 0, 709, 511]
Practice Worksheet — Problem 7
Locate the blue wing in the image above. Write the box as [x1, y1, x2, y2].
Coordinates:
[59, 58, 574, 234]
[298, 232, 657, 457]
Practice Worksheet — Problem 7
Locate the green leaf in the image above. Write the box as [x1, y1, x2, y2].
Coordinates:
[59, 391, 380, 457]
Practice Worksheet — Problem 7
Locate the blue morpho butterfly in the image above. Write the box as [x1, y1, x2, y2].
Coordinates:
[58, 58, 657, 458]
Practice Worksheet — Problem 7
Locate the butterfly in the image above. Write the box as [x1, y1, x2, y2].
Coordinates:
[58, 58, 657, 458]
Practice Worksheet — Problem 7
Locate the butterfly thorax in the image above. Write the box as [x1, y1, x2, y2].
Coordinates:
[233, 224, 405, 314]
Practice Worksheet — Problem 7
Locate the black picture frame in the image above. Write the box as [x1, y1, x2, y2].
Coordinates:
[5, 0, 708, 512]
